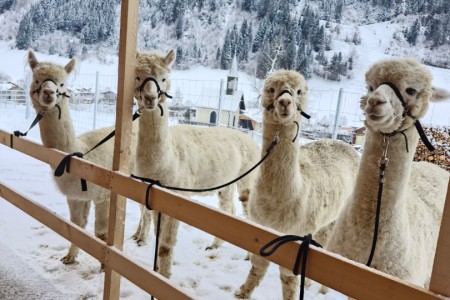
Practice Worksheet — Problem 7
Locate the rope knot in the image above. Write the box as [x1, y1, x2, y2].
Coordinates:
[260, 234, 322, 300]
[54, 152, 87, 192]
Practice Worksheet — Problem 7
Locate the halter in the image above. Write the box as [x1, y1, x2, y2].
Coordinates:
[378, 82, 435, 152]
[136, 76, 173, 117]
[33, 78, 71, 99]
[265, 89, 311, 120]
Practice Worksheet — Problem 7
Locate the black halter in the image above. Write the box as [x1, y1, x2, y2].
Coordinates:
[136, 77, 173, 117]
[265, 90, 311, 120]
[33, 79, 71, 99]
[378, 82, 435, 152]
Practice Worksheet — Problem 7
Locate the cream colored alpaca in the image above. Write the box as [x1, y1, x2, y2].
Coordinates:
[235, 70, 359, 300]
[132, 50, 260, 278]
[27, 50, 138, 264]
[325, 58, 450, 289]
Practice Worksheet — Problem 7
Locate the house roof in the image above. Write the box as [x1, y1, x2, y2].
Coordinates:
[184, 89, 243, 112]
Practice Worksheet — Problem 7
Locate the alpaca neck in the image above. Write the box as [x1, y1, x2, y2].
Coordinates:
[353, 125, 419, 224]
[261, 116, 302, 187]
[137, 102, 171, 162]
[36, 97, 79, 152]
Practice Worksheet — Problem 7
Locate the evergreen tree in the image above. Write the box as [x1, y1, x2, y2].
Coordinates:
[175, 16, 184, 39]
[176, 45, 184, 67]
[16, 14, 33, 50]
[241, 0, 255, 12]
[252, 19, 267, 53]
[0, 0, 15, 13]
[220, 30, 232, 70]
[406, 19, 420, 45]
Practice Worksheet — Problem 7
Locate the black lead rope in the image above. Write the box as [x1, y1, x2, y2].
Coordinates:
[260, 234, 322, 300]
[13, 104, 61, 137]
[132, 138, 278, 194]
[366, 159, 387, 267]
[53, 152, 88, 191]
[54, 110, 142, 192]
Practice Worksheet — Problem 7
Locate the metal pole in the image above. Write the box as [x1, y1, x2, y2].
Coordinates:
[332, 88, 343, 140]
[217, 79, 224, 126]
[93, 71, 100, 130]
[25, 72, 31, 119]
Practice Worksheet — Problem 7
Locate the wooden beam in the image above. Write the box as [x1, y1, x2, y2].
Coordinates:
[430, 180, 450, 296]
[104, 0, 139, 299]
[0, 131, 447, 300]
[0, 183, 192, 300]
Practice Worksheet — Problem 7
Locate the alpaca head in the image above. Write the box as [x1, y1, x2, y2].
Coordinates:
[361, 57, 450, 133]
[262, 70, 308, 126]
[135, 50, 175, 111]
[28, 50, 76, 111]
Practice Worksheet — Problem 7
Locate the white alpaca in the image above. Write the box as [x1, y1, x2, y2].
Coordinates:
[27, 50, 138, 264]
[325, 58, 450, 289]
[132, 50, 261, 278]
[236, 70, 359, 300]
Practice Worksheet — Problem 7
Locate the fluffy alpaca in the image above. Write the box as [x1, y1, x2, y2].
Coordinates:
[27, 50, 138, 264]
[235, 70, 360, 300]
[325, 58, 450, 289]
[132, 50, 260, 278]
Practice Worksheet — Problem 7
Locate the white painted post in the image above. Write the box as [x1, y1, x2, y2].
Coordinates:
[332, 88, 343, 140]
[93, 71, 100, 130]
[217, 79, 224, 126]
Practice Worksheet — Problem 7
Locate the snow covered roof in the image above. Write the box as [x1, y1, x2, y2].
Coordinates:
[184, 89, 243, 112]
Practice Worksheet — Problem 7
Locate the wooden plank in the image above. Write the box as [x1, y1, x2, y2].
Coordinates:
[0, 183, 192, 300]
[0, 131, 446, 300]
[0, 130, 11, 147]
[430, 180, 450, 296]
[104, 0, 139, 299]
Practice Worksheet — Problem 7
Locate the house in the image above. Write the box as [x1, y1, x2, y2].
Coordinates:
[70, 88, 94, 104]
[100, 90, 116, 104]
[0, 82, 26, 103]
[353, 127, 366, 145]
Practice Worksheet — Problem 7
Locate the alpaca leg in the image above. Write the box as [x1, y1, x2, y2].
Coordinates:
[132, 205, 152, 246]
[235, 253, 270, 299]
[154, 212, 179, 278]
[207, 186, 235, 250]
[61, 199, 91, 264]
[237, 181, 251, 218]
[94, 200, 109, 242]
[280, 266, 299, 300]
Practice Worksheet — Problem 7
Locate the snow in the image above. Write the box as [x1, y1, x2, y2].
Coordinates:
[0, 19, 449, 299]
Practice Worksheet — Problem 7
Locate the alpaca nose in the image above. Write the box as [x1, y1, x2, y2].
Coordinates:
[278, 98, 292, 108]
[367, 95, 387, 107]
[144, 95, 157, 106]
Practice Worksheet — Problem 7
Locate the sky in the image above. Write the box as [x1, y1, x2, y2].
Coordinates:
[0, 18, 449, 300]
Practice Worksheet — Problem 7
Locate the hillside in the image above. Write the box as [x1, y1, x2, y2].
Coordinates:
[0, 0, 449, 78]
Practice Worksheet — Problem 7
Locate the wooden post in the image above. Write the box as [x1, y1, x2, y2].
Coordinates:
[103, 0, 139, 299]
[430, 180, 450, 297]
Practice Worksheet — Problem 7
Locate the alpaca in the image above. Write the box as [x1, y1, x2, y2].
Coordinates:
[235, 70, 360, 300]
[27, 50, 138, 264]
[325, 58, 450, 289]
[132, 50, 261, 278]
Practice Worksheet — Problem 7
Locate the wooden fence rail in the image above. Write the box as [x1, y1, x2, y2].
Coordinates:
[1, 128, 449, 300]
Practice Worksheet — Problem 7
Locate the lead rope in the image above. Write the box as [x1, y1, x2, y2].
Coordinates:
[54, 109, 142, 192]
[366, 135, 389, 267]
[260, 234, 322, 300]
[13, 104, 61, 137]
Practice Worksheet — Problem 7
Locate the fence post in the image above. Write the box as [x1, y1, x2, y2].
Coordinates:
[25, 72, 31, 119]
[217, 79, 224, 126]
[93, 71, 100, 130]
[332, 88, 343, 140]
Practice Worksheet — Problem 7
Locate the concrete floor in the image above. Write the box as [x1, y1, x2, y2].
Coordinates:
[0, 240, 66, 300]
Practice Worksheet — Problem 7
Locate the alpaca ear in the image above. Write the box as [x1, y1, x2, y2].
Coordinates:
[65, 58, 76, 74]
[431, 87, 450, 102]
[165, 49, 176, 68]
[28, 49, 38, 70]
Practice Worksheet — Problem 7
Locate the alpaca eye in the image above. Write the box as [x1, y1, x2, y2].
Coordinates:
[136, 76, 140, 81]
[405, 88, 416, 95]
[60, 83, 64, 87]
[270, 88, 275, 93]
[35, 80, 39, 84]
[162, 78, 166, 82]
[369, 86, 374, 92]
[297, 90, 302, 95]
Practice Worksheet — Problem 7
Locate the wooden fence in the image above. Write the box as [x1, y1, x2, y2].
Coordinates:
[1, 1, 449, 299]
[1, 130, 449, 300]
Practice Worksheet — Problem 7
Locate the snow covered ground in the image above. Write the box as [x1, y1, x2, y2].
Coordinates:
[0, 105, 348, 300]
